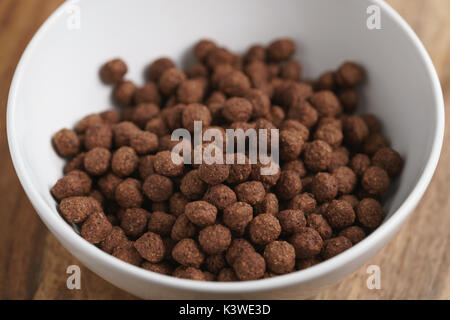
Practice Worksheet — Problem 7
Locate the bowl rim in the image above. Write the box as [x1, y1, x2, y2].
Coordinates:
[7, 0, 445, 294]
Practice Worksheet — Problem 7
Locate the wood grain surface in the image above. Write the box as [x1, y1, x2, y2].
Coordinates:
[0, 0, 449, 300]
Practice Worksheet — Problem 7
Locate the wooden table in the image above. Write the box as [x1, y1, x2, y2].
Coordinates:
[0, 0, 449, 300]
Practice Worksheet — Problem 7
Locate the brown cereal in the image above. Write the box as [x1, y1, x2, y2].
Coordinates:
[288, 193, 316, 214]
[219, 70, 251, 97]
[134, 232, 165, 263]
[339, 226, 366, 244]
[198, 163, 229, 185]
[249, 213, 281, 245]
[217, 268, 238, 282]
[115, 178, 143, 208]
[148, 211, 176, 236]
[134, 82, 162, 105]
[111, 146, 139, 177]
[84, 124, 113, 150]
[321, 236, 352, 259]
[98, 173, 122, 200]
[53, 129, 80, 157]
[235, 181, 265, 206]
[169, 192, 188, 216]
[254, 193, 279, 215]
[372, 147, 403, 177]
[203, 184, 237, 210]
[83, 147, 111, 176]
[158, 68, 186, 96]
[100, 58, 127, 83]
[182, 103, 211, 132]
[199, 224, 232, 255]
[141, 261, 173, 275]
[350, 153, 371, 176]
[147, 57, 175, 81]
[233, 251, 266, 281]
[309, 91, 342, 117]
[113, 80, 136, 106]
[277, 210, 306, 234]
[153, 150, 184, 177]
[173, 266, 206, 281]
[222, 97, 253, 122]
[332, 166, 357, 194]
[81, 211, 112, 244]
[336, 62, 365, 88]
[280, 61, 301, 81]
[226, 154, 252, 184]
[279, 129, 305, 161]
[101, 226, 128, 254]
[356, 198, 384, 229]
[59, 196, 97, 223]
[113, 121, 140, 147]
[185, 201, 218, 227]
[316, 71, 336, 91]
[361, 166, 390, 196]
[325, 200, 355, 229]
[290, 227, 323, 259]
[343, 115, 369, 148]
[51, 171, 91, 201]
[204, 254, 226, 275]
[264, 241, 295, 274]
[120, 208, 149, 238]
[276, 170, 302, 200]
[143, 174, 173, 202]
[362, 133, 389, 156]
[307, 213, 332, 239]
[314, 124, 343, 148]
[303, 140, 332, 172]
[339, 89, 358, 113]
[171, 214, 196, 241]
[267, 38, 295, 62]
[287, 100, 318, 128]
[177, 79, 206, 104]
[112, 241, 142, 266]
[311, 172, 338, 203]
[180, 169, 207, 200]
[130, 131, 159, 155]
[223, 202, 253, 235]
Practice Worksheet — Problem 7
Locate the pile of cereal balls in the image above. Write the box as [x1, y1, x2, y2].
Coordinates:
[51, 38, 403, 281]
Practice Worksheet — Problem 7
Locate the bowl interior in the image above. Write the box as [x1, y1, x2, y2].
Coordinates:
[8, 0, 441, 291]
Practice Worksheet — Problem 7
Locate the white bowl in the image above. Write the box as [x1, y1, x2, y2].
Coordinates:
[7, 0, 444, 299]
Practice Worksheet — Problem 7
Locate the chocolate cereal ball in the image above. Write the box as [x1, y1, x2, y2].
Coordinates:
[350, 153, 371, 176]
[264, 241, 296, 274]
[143, 174, 173, 202]
[100, 58, 127, 83]
[223, 202, 253, 235]
[180, 169, 207, 200]
[362, 113, 381, 134]
[222, 97, 253, 122]
[137, 155, 155, 180]
[336, 62, 365, 88]
[276, 170, 302, 200]
[120, 208, 149, 238]
[147, 57, 175, 81]
[81, 211, 112, 244]
[141, 261, 173, 276]
[194, 39, 216, 62]
[226, 154, 252, 184]
[309, 91, 342, 117]
[169, 192, 188, 216]
[153, 150, 184, 177]
[280, 61, 301, 81]
[112, 146, 138, 177]
[339, 89, 358, 113]
[254, 193, 279, 215]
[356, 198, 384, 229]
[362, 133, 389, 156]
[172, 238, 205, 268]
[199, 163, 229, 186]
[199, 224, 232, 255]
[101, 226, 128, 254]
[245, 45, 266, 63]
[219, 70, 251, 97]
[59, 196, 97, 223]
[277, 210, 306, 234]
[325, 200, 355, 229]
[113, 121, 139, 147]
[372, 147, 403, 177]
[287, 100, 318, 129]
[226, 238, 255, 265]
[244, 89, 271, 118]
[113, 80, 136, 106]
[134, 82, 161, 105]
[233, 251, 266, 281]
[311, 172, 338, 203]
[134, 232, 165, 263]
[307, 213, 332, 239]
[343, 115, 369, 148]
[177, 79, 205, 104]
[83, 147, 111, 176]
[171, 214, 196, 241]
[158, 68, 186, 96]
[97, 173, 122, 200]
[131, 103, 160, 128]
[279, 129, 305, 161]
[204, 254, 226, 275]
[51, 171, 90, 201]
[53, 129, 80, 157]
[147, 211, 176, 236]
[185, 200, 218, 227]
[249, 213, 281, 245]
[235, 181, 266, 206]
[130, 131, 159, 155]
[114, 178, 144, 208]
[332, 166, 357, 194]
[203, 184, 237, 210]
[290, 227, 323, 259]
[322, 236, 352, 259]
[173, 266, 206, 281]
[288, 193, 317, 214]
[339, 194, 359, 209]
[361, 166, 390, 196]
[84, 124, 112, 150]
[339, 226, 366, 244]
[314, 124, 343, 148]
[303, 140, 332, 172]
[182, 103, 212, 132]
[267, 38, 295, 62]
